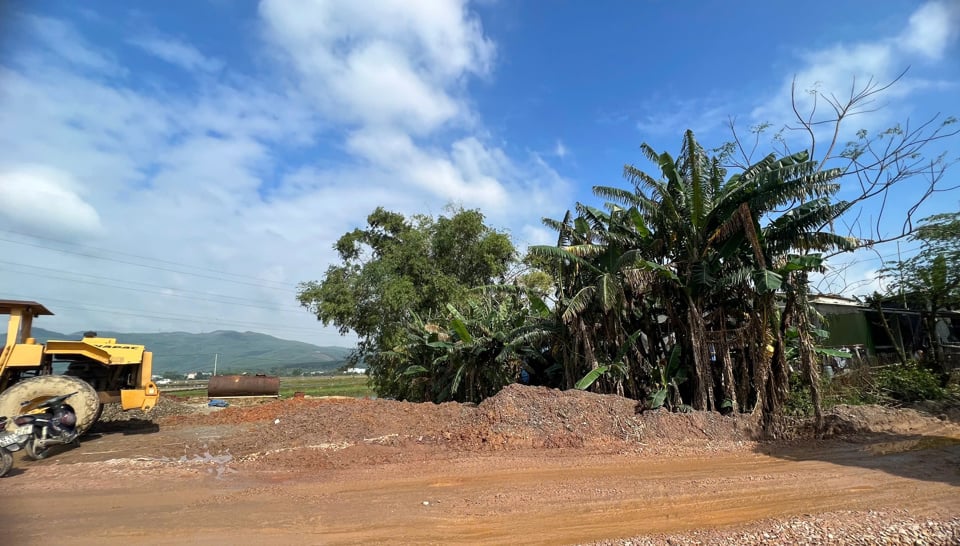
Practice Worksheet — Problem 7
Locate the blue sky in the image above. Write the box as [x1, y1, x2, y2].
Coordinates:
[0, 0, 958, 347]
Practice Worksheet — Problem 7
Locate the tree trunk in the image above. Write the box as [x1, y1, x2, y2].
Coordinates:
[790, 274, 823, 432]
[685, 297, 715, 411]
[872, 300, 909, 366]
[720, 342, 738, 413]
[749, 309, 768, 419]
[757, 297, 788, 438]
[924, 309, 948, 382]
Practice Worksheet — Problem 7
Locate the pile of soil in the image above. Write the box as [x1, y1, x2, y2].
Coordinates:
[87, 386, 956, 469]
[149, 384, 762, 467]
[448, 384, 758, 450]
[806, 404, 960, 439]
[158, 396, 476, 467]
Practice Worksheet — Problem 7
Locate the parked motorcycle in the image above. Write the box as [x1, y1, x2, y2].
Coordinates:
[0, 415, 32, 477]
[10, 391, 81, 461]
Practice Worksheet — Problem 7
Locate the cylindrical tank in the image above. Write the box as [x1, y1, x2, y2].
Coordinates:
[207, 374, 280, 397]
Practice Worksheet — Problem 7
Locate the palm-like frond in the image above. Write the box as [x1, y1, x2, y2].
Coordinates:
[541, 211, 580, 248]
[680, 130, 708, 232]
[764, 198, 842, 237]
[541, 216, 568, 233]
[528, 244, 598, 271]
[767, 232, 857, 255]
[598, 273, 619, 313]
[562, 285, 597, 322]
[564, 244, 613, 260]
[623, 164, 663, 194]
[639, 143, 661, 165]
[594, 185, 641, 207]
[575, 204, 612, 238]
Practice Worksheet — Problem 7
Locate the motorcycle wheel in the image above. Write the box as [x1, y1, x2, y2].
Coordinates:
[25, 438, 50, 461]
[0, 447, 12, 477]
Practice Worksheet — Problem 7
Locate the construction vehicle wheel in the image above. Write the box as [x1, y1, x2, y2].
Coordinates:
[0, 447, 12, 477]
[0, 376, 101, 435]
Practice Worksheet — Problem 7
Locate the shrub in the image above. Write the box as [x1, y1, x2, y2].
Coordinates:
[874, 362, 945, 404]
[785, 359, 946, 417]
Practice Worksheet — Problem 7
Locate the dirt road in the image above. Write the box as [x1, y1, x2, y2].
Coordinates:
[2, 388, 959, 544]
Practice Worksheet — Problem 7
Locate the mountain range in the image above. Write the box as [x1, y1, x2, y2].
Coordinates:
[31, 328, 355, 375]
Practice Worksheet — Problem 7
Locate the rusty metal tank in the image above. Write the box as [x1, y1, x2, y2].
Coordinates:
[207, 374, 280, 397]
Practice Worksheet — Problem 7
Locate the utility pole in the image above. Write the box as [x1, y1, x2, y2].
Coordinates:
[213, 353, 219, 376]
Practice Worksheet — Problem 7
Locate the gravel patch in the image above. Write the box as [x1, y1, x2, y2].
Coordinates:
[588, 510, 960, 545]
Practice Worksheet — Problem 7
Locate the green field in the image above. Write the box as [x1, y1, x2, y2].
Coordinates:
[165, 375, 374, 399]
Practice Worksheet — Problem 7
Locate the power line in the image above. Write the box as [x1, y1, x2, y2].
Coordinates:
[0, 227, 296, 287]
[0, 236, 296, 292]
[0, 260, 305, 313]
[3, 294, 326, 335]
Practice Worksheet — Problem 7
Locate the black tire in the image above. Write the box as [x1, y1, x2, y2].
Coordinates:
[0, 447, 12, 477]
[24, 437, 50, 460]
[0, 376, 101, 435]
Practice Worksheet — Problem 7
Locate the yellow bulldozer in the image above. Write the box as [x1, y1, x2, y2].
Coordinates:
[0, 300, 159, 433]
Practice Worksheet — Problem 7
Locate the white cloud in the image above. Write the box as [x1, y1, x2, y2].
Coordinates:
[898, 0, 960, 60]
[0, 65, 177, 194]
[554, 140, 568, 159]
[752, 0, 960, 135]
[332, 41, 460, 133]
[258, 0, 494, 134]
[0, 166, 103, 239]
[0, 1, 570, 345]
[636, 97, 729, 140]
[256, 0, 563, 215]
[130, 35, 224, 73]
[518, 225, 556, 249]
[19, 14, 122, 75]
[344, 128, 567, 212]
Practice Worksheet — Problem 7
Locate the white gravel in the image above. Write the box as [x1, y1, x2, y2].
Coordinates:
[587, 510, 960, 545]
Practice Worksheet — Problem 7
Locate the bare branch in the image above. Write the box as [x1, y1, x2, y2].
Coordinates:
[790, 77, 817, 159]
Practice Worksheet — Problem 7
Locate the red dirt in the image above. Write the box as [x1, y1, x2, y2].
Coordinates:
[2, 384, 958, 545]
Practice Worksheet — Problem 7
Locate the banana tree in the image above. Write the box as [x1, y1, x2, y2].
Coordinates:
[531, 202, 672, 398]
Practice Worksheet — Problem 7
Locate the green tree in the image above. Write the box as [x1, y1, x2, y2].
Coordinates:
[531, 203, 668, 399]
[882, 212, 960, 378]
[386, 286, 551, 403]
[297, 206, 516, 399]
[533, 130, 851, 434]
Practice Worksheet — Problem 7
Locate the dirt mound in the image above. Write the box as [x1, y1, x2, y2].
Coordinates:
[821, 404, 960, 438]
[448, 384, 758, 450]
[910, 398, 960, 422]
[165, 396, 474, 437]
[160, 396, 477, 466]
[102, 386, 959, 469]
[99, 388, 960, 459]
[158, 384, 759, 464]
[448, 384, 642, 449]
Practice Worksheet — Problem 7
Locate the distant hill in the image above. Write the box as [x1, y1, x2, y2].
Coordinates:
[31, 328, 355, 375]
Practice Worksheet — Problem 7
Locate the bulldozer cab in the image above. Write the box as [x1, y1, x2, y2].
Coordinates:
[0, 300, 53, 381]
[1, 299, 52, 348]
